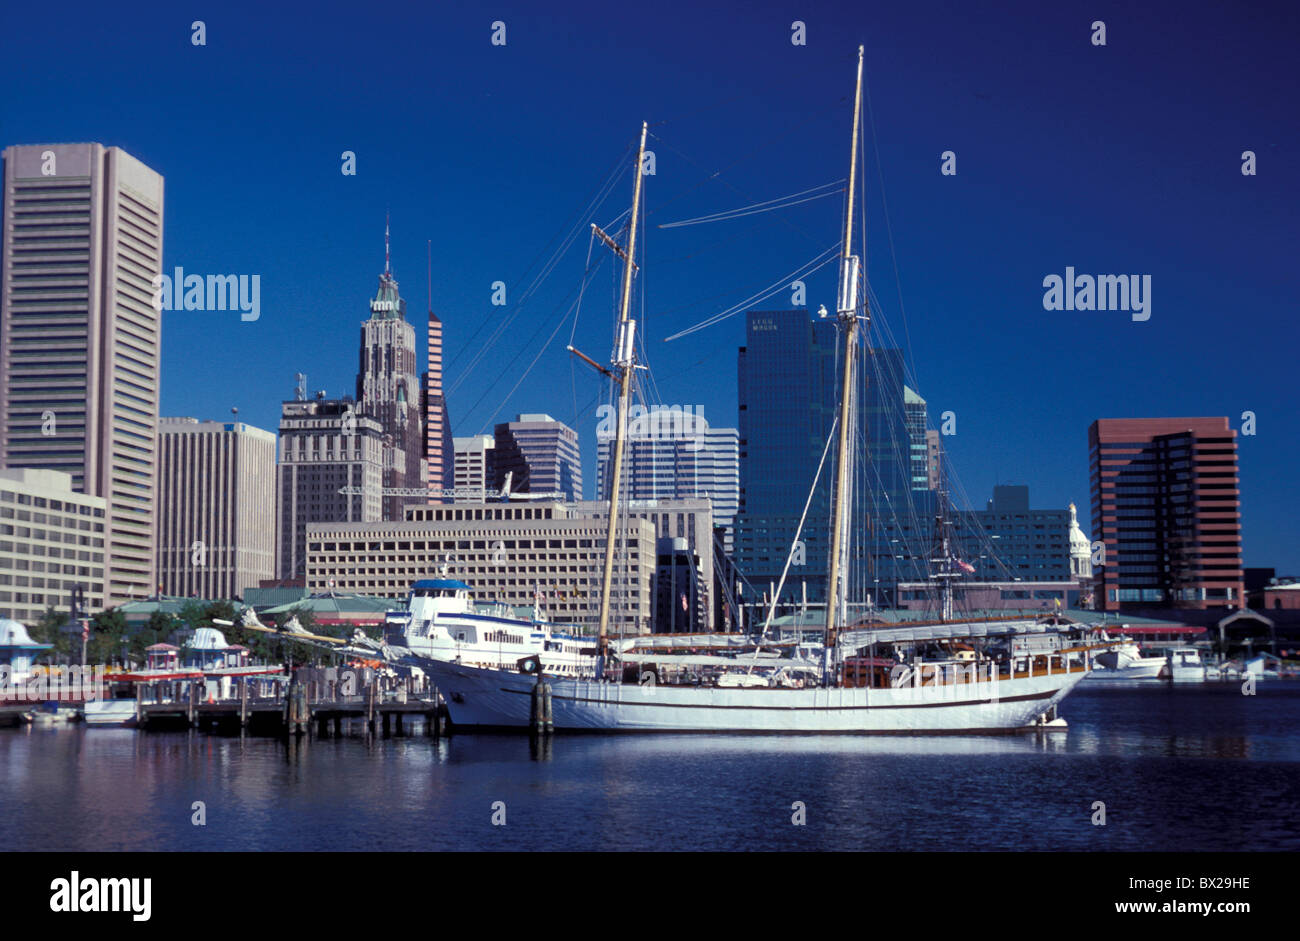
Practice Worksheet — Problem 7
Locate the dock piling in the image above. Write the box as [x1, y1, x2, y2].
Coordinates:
[531, 676, 554, 736]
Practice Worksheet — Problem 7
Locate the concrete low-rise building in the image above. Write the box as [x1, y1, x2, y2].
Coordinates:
[305, 501, 657, 633]
[570, 497, 715, 631]
[896, 579, 1086, 614]
[0, 468, 108, 624]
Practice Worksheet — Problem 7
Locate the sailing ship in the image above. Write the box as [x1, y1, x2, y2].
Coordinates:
[411, 47, 1110, 732]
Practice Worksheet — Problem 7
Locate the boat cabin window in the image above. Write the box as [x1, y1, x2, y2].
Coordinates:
[410, 587, 468, 600]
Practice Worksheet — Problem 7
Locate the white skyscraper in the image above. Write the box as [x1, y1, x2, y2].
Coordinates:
[156, 417, 277, 599]
[0, 143, 164, 605]
[596, 412, 739, 550]
[453, 434, 495, 502]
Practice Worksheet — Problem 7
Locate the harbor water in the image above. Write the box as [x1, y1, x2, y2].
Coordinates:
[2, 682, 1297, 852]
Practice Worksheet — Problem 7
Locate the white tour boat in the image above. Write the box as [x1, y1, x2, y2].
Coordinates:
[380, 578, 595, 677]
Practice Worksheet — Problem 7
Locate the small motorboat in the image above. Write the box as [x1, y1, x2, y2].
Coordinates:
[83, 699, 138, 727]
[22, 702, 79, 727]
[1090, 641, 1167, 680]
[1166, 647, 1210, 683]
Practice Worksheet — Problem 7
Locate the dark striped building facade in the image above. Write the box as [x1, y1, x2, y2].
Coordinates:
[1089, 417, 1243, 612]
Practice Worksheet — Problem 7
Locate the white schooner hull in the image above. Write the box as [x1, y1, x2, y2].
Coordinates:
[417, 658, 1089, 733]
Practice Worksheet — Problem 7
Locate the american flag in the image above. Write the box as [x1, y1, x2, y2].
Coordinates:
[955, 559, 976, 574]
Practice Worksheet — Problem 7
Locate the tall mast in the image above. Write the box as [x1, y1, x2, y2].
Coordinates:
[596, 121, 649, 673]
[824, 46, 866, 660]
[929, 491, 956, 621]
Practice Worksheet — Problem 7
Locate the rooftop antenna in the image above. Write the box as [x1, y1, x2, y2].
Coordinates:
[427, 239, 432, 313]
[385, 210, 391, 277]
[231, 406, 239, 422]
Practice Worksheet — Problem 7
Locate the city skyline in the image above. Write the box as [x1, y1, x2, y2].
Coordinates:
[1, 1, 1295, 573]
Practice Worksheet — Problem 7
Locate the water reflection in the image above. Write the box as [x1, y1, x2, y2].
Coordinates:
[0, 684, 1296, 851]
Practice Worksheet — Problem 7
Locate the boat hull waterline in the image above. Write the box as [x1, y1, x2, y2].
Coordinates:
[417, 658, 1088, 733]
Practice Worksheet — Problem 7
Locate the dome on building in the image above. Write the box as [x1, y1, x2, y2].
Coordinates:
[1068, 502, 1092, 578]
[0, 618, 42, 648]
[188, 627, 230, 651]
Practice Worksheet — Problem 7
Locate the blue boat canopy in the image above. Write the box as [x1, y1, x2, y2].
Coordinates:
[411, 579, 472, 591]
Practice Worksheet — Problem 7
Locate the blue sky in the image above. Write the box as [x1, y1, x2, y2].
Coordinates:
[2, 0, 1296, 570]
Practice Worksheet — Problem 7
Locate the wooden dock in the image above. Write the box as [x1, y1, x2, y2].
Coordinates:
[133, 673, 448, 738]
[2, 666, 449, 736]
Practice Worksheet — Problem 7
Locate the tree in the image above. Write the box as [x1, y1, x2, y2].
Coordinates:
[91, 608, 127, 633]
[205, 600, 237, 626]
[31, 606, 72, 662]
[87, 607, 128, 664]
[146, 609, 178, 637]
[177, 600, 210, 630]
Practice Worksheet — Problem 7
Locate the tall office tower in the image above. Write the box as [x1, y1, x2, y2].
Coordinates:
[735, 310, 934, 608]
[595, 413, 740, 550]
[1089, 418, 1243, 612]
[155, 417, 276, 599]
[0, 143, 164, 605]
[493, 414, 582, 501]
[424, 305, 454, 502]
[276, 396, 386, 582]
[904, 386, 931, 492]
[453, 434, 495, 502]
[355, 220, 423, 521]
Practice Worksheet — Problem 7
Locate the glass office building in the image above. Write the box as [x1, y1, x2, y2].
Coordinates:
[735, 310, 936, 610]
